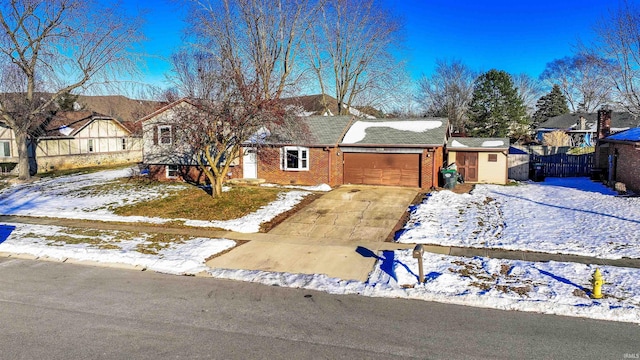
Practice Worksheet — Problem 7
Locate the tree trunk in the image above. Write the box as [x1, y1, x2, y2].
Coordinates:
[15, 129, 31, 180]
[212, 176, 224, 198]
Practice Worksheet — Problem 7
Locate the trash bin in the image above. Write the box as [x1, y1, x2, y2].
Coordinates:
[441, 168, 458, 189]
[529, 162, 545, 182]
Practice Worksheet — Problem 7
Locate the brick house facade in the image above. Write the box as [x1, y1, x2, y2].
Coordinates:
[140, 99, 450, 190]
[597, 128, 640, 193]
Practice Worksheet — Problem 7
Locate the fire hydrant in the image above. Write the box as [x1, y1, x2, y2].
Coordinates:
[591, 268, 604, 299]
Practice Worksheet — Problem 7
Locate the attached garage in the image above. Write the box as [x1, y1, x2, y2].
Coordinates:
[343, 153, 420, 187]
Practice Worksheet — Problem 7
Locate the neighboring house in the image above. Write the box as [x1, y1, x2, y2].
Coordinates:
[536, 111, 640, 146]
[0, 111, 142, 173]
[595, 127, 640, 194]
[140, 98, 209, 181]
[446, 137, 510, 184]
[141, 98, 449, 189]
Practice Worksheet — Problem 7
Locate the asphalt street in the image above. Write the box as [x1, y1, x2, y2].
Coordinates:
[0, 258, 637, 359]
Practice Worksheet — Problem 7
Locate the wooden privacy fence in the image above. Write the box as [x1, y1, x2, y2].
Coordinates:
[530, 153, 594, 177]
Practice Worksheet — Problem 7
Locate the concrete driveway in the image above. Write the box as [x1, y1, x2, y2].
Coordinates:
[206, 185, 421, 281]
[268, 185, 418, 243]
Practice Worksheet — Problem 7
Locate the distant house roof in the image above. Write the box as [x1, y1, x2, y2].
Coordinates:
[447, 137, 510, 150]
[280, 94, 382, 118]
[538, 112, 640, 132]
[601, 127, 640, 143]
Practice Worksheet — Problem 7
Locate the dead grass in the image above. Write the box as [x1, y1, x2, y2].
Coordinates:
[449, 259, 537, 297]
[31, 227, 198, 255]
[113, 185, 283, 221]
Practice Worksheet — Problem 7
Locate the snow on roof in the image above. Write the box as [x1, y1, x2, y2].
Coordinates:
[58, 126, 73, 136]
[342, 120, 443, 144]
[481, 140, 504, 147]
[451, 140, 468, 147]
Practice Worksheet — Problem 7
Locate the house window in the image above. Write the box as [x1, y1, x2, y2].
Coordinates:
[121, 138, 127, 150]
[281, 146, 309, 171]
[88, 139, 94, 152]
[0, 141, 10, 157]
[488, 154, 498, 162]
[159, 126, 172, 145]
[166, 165, 179, 178]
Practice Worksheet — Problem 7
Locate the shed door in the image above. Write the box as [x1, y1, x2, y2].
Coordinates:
[343, 153, 420, 187]
[456, 152, 478, 182]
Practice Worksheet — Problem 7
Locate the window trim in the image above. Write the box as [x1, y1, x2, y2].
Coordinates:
[488, 153, 498, 162]
[158, 125, 172, 145]
[166, 164, 179, 178]
[0, 140, 10, 157]
[280, 146, 309, 171]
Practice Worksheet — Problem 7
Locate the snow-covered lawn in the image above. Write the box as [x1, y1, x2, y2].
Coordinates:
[207, 250, 640, 324]
[397, 177, 640, 259]
[0, 168, 312, 233]
[0, 223, 236, 275]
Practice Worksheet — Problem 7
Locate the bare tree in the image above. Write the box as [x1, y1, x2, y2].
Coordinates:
[171, 0, 314, 197]
[188, 0, 316, 100]
[511, 72, 544, 117]
[0, 0, 144, 180]
[586, 0, 640, 115]
[539, 54, 613, 113]
[306, 0, 403, 115]
[416, 59, 476, 134]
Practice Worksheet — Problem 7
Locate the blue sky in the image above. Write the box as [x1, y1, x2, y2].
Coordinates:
[131, 0, 619, 91]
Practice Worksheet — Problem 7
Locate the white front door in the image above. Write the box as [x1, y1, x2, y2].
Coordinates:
[243, 148, 257, 179]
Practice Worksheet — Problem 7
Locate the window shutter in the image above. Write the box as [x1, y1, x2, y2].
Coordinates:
[153, 126, 158, 145]
[171, 125, 176, 144]
[280, 148, 284, 170]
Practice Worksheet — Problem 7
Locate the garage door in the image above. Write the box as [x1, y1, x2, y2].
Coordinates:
[343, 153, 420, 187]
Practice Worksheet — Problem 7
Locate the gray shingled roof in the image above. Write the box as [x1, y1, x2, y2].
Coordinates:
[270, 116, 449, 146]
[303, 116, 353, 144]
[538, 112, 640, 131]
[339, 118, 448, 146]
[447, 137, 509, 149]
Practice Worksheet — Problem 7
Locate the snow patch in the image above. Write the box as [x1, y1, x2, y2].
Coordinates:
[451, 140, 468, 147]
[481, 140, 504, 147]
[342, 120, 443, 144]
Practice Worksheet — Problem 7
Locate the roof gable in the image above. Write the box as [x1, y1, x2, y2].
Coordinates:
[41, 111, 129, 138]
[139, 98, 199, 123]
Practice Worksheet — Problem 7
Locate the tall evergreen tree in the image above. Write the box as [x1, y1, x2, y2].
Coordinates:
[466, 69, 528, 138]
[532, 84, 570, 127]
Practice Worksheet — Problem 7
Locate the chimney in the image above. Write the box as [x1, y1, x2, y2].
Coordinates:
[579, 116, 586, 130]
[597, 106, 612, 139]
